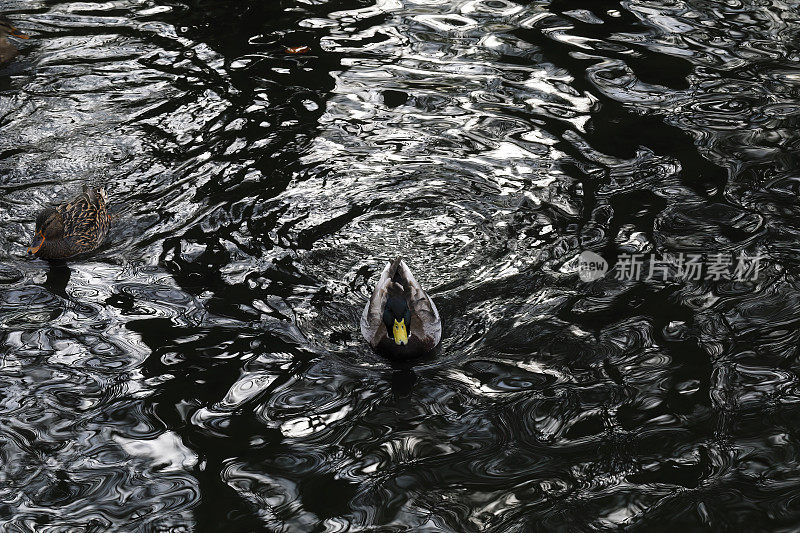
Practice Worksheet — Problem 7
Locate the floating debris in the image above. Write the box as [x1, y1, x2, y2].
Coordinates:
[285, 45, 310, 54]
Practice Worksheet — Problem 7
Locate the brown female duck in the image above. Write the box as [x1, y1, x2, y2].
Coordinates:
[0, 16, 28, 67]
[28, 187, 112, 260]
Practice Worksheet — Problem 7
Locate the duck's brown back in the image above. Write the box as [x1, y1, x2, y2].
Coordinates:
[0, 38, 19, 66]
[35, 189, 111, 260]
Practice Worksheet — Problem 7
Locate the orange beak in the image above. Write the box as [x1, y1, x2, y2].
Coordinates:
[10, 27, 29, 40]
[27, 233, 44, 255]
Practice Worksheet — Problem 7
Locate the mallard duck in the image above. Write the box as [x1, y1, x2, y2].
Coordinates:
[0, 16, 28, 67]
[361, 257, 442, 359]
[27, 187, 112, 260]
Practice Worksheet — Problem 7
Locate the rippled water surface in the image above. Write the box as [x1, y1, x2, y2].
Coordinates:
[1, 0, 799, 530]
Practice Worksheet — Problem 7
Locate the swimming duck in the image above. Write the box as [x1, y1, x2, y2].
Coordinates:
[0, 16, 28, 67]
[361, 257, 442, 359]
[27, 187, 112, 260]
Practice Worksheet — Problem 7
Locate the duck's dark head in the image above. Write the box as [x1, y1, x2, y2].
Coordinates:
[28, 208, 63, 255]
[382, 282, 412, 346]
[0, 16, 28, 40]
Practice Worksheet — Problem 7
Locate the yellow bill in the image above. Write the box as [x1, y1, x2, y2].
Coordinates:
[10, 27, 29, 39]
[27, 233, 44, 254]
[392, 318, 408, 345]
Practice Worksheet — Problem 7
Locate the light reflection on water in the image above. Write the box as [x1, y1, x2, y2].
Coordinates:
[1, 0, 799, 530]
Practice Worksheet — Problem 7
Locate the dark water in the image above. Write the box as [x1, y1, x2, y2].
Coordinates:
[0, 0, 799, 530]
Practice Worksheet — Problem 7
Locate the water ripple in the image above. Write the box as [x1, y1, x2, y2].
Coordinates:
[1, 0, 800, 530]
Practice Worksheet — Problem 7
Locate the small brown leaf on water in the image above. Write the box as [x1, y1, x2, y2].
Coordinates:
[285, 45, 310, 54]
